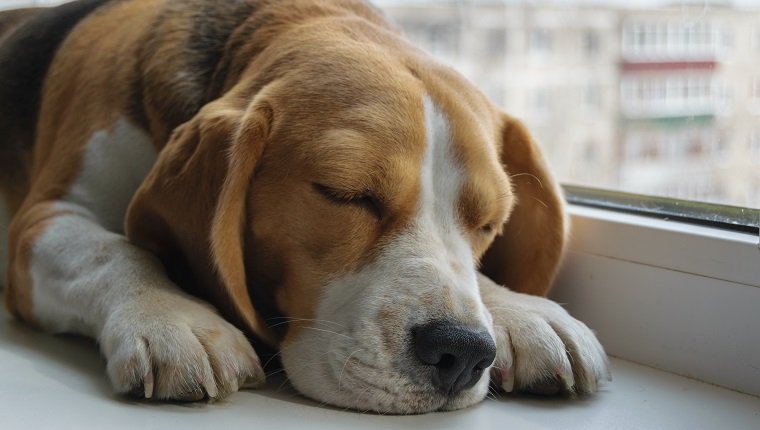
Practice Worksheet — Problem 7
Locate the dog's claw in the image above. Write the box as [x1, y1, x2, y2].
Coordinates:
[203, 375, 218, 399]
[243, 370, 265, 388]
[558, 366, 574, 391]
[143, 371, 154, 399]
[494, 365, 514, 392]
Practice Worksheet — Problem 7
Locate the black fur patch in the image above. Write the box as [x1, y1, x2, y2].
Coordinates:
[137, 0, 256, 132]
[0, 0, 113, 178]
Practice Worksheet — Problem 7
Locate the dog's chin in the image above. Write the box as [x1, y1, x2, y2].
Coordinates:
[281, 340, 491, 414]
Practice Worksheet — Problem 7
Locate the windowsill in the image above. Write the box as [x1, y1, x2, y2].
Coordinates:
[1, 305, 758, 429]
[552, 204, 760, 397]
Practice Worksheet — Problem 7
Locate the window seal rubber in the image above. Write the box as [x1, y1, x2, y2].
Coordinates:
[563, 185, 760, 235]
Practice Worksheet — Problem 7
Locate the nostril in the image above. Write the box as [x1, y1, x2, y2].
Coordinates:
[412, 320, 496, 396]
[475, 357, 492, 371]
[437, 353, 456, 370]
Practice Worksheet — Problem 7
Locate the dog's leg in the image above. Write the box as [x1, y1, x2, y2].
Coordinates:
[478, 273, 610, 396]
[6, 201, 265, 400]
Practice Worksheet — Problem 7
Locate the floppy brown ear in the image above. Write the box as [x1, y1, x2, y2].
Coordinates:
[125, 94, 277, 345]
[480, 114, 568, 297]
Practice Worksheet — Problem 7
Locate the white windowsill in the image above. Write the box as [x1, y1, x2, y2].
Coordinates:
[552, 205, 760, 397]
[1, 304, 758, 429]
[1, 205, 758, 428]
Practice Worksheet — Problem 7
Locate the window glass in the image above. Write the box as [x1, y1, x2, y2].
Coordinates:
[377, 0, 760, 211]
[0, 0, 62, 7]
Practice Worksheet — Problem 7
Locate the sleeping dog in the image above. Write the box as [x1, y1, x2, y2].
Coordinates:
[0, 0, 609, 413]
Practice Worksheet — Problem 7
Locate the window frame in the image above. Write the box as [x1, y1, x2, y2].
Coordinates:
[565, 185, 759, 235]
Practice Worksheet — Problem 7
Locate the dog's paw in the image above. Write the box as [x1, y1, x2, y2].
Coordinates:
[99, 288, 264, 401]
[478, 274, 610, 396]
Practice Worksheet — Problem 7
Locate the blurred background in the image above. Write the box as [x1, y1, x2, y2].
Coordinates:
[3, 0, 760, 210]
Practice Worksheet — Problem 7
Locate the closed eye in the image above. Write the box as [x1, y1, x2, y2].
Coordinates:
[479, 223, 495, 235]
[312, 183, 384, 219]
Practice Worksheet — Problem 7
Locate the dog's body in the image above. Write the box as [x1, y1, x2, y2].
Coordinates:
[0, 0, 609, 413]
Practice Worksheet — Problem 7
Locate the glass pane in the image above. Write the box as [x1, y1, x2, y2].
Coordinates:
[377, 0, 760, 211]
[0, 0, 63, 7]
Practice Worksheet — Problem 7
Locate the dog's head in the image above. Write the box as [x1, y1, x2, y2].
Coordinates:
[126, 24, 565, 414]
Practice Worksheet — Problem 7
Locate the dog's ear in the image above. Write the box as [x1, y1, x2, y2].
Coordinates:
[126, 92, 277, 345]
[480, 114, 568, 296]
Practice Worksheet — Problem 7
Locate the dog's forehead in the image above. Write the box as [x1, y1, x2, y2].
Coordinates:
[265, 49, 511, 228]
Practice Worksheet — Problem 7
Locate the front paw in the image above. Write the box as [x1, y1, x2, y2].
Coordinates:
[479, 274, 610, 396]
[100, 290, 264, 401]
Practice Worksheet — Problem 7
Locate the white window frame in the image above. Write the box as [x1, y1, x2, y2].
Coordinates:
[551, 204, 760, 397]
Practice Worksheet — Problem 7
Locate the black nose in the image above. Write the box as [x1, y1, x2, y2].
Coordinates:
[413, 321, 496, 395]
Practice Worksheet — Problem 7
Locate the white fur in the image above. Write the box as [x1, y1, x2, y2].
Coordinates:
[63, 118, 158, 233]
[281, 96, 493, 413]
[31, 118, 157, 334]
[0, 196, 8, 287]
[27, 118, 263, 399]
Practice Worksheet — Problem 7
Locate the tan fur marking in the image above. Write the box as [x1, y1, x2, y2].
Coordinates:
[5, 203, 62, 323]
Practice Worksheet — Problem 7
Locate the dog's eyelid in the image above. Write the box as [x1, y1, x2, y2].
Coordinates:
[313, 182, 353, 200]
[476, 216, 507, 236]
[312, 182, 385, 219]
[478, 222, 497, 236]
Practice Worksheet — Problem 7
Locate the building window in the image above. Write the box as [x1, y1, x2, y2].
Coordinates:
[530, 88, 551, 116]
[583, 140, 598, 163]
[622, 20, 720, 58]
[485, 28, 507, 58]
[584, 85, 602, 111]
[426, 23, 460, 59]
[530, 28, 552, 54]
[584, 30, 600, 56]
[621, 75, 714, 117]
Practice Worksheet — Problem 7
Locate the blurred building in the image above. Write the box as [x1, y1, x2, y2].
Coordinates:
[618, 5, 760, 204]
[378, 0, 760, 208]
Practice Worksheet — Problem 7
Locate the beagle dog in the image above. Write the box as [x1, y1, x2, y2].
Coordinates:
[0, 0, 609, 413]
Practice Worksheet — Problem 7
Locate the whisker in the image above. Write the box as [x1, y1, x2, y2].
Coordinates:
[276, 374, 294, 392]
[338, 349, 364, 392]
[298, 326, 355, 340]
[509, 172, 544, 189]
[262, 350, 283, 369]
[265, 367, 288, 377]
[530, 196, 549, 209]
[487, 385, 501, 401]
[267, 317, 346, 329]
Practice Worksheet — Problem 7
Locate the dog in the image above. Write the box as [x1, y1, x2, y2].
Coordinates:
[0, 0, 609, 414]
